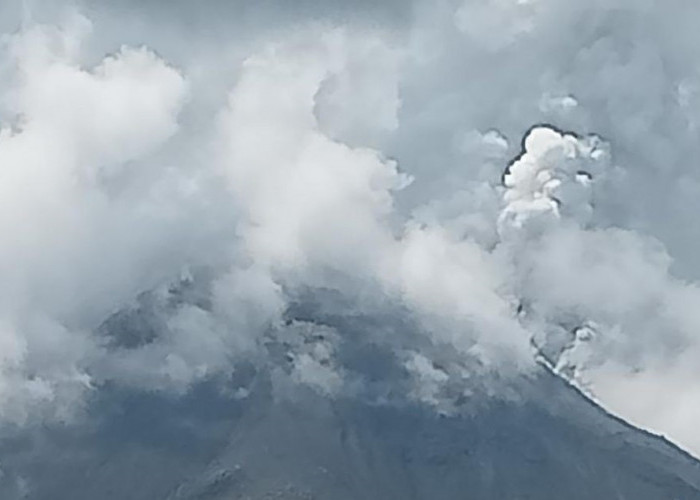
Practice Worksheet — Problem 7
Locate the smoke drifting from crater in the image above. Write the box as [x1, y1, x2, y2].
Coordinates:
[1, 0, 700, 460]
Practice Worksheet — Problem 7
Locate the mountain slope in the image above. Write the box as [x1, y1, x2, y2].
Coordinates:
[2, 366, 699, 500]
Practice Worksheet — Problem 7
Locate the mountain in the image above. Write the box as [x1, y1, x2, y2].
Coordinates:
[1, 362, 699, 499]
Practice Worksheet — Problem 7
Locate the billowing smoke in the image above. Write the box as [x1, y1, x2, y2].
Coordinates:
[499, 126, 607, 236]
[1, 0, 700, 461]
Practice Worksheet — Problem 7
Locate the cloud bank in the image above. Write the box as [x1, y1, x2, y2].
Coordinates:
[1, 0, 700, 459]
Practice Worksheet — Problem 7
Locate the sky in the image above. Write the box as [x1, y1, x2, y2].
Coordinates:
[2, 0, 700, 459]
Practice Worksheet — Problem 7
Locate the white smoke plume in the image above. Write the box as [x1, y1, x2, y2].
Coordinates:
[499, 126, 607, 236]
[0, 0, 700, 462]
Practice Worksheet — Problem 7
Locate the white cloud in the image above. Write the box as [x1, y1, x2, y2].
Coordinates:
[0, 15, 200, 421]
[2, 0, 700, 463]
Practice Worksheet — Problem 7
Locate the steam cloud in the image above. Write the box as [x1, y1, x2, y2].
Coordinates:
[1, 0, 700, 460]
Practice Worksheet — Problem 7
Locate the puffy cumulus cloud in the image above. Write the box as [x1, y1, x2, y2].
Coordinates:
[216, 30, 409, 273]
[0, 13, 215, 422]
[499, 126, 608, 237]
[3, 0, 700, 463]
[0, 14, 533, 426]
[493, 128, 700, 458]
[216, 29, 532, 376]
[493, 127, 700, 457]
